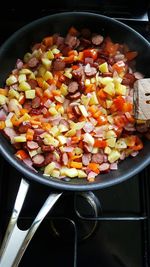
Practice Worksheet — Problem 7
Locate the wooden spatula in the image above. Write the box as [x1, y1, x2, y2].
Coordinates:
[134, 78, 150, 121]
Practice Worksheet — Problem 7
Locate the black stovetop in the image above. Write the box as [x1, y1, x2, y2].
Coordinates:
[0, 7, 150, 267]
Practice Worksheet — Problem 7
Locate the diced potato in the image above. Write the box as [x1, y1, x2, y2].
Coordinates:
[8, 89, 20, 99]
[14, 135, 26, 143]
[115, 139, 127, 149]
[65, 129, 76, 137]
[51, 170, 60, 178]
[105, 130, 117, 139]
[104, 146, 112, 155]
[0, 95, 7, 105]
[43, 70, 53, 81]
[85, 79, 91, 86]
[29, 150, 38, 158]
[106, 100, 113, 109]
[44, 134, 59, 147]
[29, 72, 36, 80]
[107, 138, 116, 148]
[24, 52, 32, 63]
[49, 107, 58, 116]
[78, 105, 88, 117]
[74, 147, 83, 155]
[108, 150, 120, 163]
[41, 58, 52, 68]
[51, 48, 60, 54]
[19, 81, 31, 91]
[78, 170, 87, 178]
[19, 68, 32, 75]
[25, 90, 35, 99]
[45, 50, 54, 60]
[81, 94, 90, 106]
[60, 167, 68, 176]
[18, 74, 26, 83]
[6, 75, 17, 86]
[107, 115, 114, 124]
[64, 72, 72, 79]
[115, 81, 126, 95]
[91, 78, 96, 84]
[53, 151, 60, 161]
[22, 113, 31, 121]
[83, 133, 94, 146]
[44, 162, 56, 175]
[59, 124, 69, 133]
[100, 77, 113, 85]
[60, 83, 68, 96]
[38, 66, 46, 77]
[55, 95, 65, 103]
[49, 126, 60, 137]
[103, 83, 115, 96]
[5, 119, 13, 128]
[57, 135, 67, 145]
[70, 121, 85, 130]
[99, 62, 108, 73]
[92, 147, 99, 154]
[65, 168, 78, 178]
[89, 92, 99, 105]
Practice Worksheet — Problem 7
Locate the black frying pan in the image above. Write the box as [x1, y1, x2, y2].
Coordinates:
[0, 12, 150, 266]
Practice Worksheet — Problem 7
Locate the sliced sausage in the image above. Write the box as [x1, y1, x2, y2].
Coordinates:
[68, 81, 79, 93]
[65, 34, 78, 48]
[16, 59, 23, 70]
[23, 100, 32, 111]
[27, 141, 39, 150]
[44, 153, 53, 165]
[18, 121, 31, 133]
[82, 153, 91, 166]
[92, 34, 104, 46]
[41, 145, 55, 152]
[32, 154, 45, 167]
[69, 92, 81, 100]
[0, 108, 7, 121]
[28, 79, 38, 89]
[100, 163, 110, 171]
[33, 135, 44, 146]
[84, 64, 97, 77]
[32, 96, 41, 109]
[3, 127, 17, 142]
[28, 57, 39, 68]
[91, 153, 104, 164]
[53, 59, 66, 71]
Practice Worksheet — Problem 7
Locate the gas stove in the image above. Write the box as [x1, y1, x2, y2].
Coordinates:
[0, 6, 150, 267]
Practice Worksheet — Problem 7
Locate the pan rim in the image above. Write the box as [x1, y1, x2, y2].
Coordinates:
[0, 11, 150, 191]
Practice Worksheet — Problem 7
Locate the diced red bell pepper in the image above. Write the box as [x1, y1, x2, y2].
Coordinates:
[83, 49, 98, 60]
[112, 61, 125, 74]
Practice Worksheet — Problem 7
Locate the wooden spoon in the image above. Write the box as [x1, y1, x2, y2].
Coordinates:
[134, 78, 150, 121]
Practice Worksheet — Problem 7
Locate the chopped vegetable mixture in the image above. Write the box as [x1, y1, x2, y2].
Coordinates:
[0, 26, 149, 182]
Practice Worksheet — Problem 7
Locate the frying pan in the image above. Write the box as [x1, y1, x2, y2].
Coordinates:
[0, 12, 150, 267]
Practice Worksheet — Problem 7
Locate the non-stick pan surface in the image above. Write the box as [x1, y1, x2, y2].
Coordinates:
[0, 12, 150, 191]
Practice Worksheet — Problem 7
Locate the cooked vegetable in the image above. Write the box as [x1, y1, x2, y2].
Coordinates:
[0, 26, 146, 182]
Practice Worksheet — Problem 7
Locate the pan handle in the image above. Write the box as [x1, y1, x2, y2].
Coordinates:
[0, 178, 62, 267]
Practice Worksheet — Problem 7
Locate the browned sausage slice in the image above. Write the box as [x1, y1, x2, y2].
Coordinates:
[27, 141, 39, 150]
[32, 154, 45, 167]
[92, 35, 104, 46]
[28, 57, 39, 68]
[68, 81, 79, 93]
[53, 59, 66, 71]
[32, 96, 41, 109]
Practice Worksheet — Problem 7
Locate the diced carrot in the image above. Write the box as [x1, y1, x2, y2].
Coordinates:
[54, 53, 63, 59]
[43, 89, 53, 99]
[0, 88, 8, 96]
[63, 55, 74, 63]
[42, 36, 53, 47]
[72, 65, 79, 70]
[88, 105, 98, 115]
[56, 80, 62, 88]
[0, 121, 5, 129]
[36, 87, 43, 98]
[68, 50, 78, 56]
[11, 115, 24, 126]
[88, 163, 100, 174]
[97, 115, 107, 126]
[26, 129, 34, 141]
[85, 84, 96, 93]
[52, 90, 61, 96]
[93, 110, 102, 119]
[36, 77, 44, 88]
[70, 162, 83, 169]
[59, 74, 66, 82]
[78, 140, 84, 149]
[94, 139, 107, 148]
[71, 136, 81, 143]
[16, 150, 28, 160]
[55, 103, 62, 110]
[20, 109, 28, 115]
[30, 120, 41, 126]
[97, 89, 107, 100]
[77, 52, 84, 61]
[42, 122, 51, 131]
